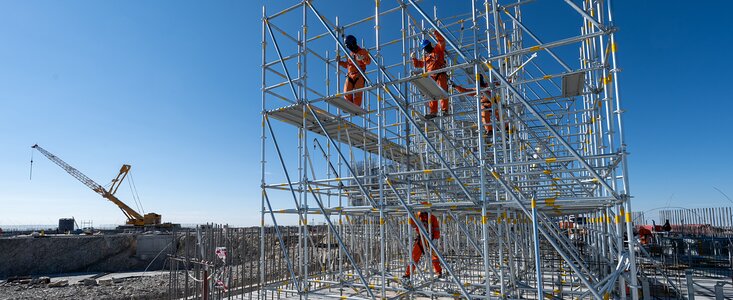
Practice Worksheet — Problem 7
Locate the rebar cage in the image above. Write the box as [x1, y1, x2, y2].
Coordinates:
[259, 0, 637, 299]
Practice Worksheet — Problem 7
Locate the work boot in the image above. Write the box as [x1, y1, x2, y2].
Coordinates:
[424, 113, 437, 120]
[441, 110, 450, 117]
[437, 273, 443, 279]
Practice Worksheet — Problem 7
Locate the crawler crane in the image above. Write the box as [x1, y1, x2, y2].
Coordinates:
[31, 144, 175, 228]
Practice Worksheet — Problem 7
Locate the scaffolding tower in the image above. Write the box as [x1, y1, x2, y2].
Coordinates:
[260, 1, 635, 299]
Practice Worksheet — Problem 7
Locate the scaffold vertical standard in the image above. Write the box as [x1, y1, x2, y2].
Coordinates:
[259, 1, 635, 299]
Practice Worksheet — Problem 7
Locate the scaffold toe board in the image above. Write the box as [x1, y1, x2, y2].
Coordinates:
[410, 76, 449, 101]
[325, 96, 368, 115]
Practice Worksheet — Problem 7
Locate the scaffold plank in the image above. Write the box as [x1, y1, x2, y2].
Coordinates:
[410, 76, 449, 101]
[562, 72, 585, 98]
[324, 96, 368, 115]
[268, 103, 418, 166]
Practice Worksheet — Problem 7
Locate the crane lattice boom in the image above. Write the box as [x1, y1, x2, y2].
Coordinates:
[31, 144, 107, 195]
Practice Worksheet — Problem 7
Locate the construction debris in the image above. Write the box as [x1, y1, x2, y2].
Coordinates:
[47, 280, 68, 288]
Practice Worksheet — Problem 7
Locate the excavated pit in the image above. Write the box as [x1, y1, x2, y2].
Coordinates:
[0, 234, 173, 279]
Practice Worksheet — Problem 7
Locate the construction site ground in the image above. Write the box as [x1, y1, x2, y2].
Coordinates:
[0, 271, 171, 300]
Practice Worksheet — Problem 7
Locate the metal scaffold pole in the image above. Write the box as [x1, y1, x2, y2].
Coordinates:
[259, 6, 267, 300]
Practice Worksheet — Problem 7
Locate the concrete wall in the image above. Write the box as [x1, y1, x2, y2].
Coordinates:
[136, 235, 174, 260]
[0, 234, 174, 279]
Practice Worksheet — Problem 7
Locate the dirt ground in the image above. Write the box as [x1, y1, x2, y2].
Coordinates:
[0, 275, 173, 300]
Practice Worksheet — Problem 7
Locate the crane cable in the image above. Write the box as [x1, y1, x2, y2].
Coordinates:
[127, 171, 145, 214]
[132, 172, 145, 214]
[126, 172, 141, 214]
[29, 148, 34, 180]
[126, 177, 141, 215]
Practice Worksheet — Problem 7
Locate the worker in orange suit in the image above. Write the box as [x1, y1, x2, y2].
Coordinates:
[337, 35, 371, 107]
[412, 30, 448, 119]
[404, 211, 442, 278]
[453, 75, 499, 135]
[637, 226, 653, 245]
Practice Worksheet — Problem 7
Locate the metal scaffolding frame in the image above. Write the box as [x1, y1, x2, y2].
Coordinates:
[259, 0, 636, 299]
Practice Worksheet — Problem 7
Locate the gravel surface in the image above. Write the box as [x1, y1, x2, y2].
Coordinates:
[0, 275, 172, 300]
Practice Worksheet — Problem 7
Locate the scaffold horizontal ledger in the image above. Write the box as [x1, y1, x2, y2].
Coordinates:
[260, 1, 636, 299]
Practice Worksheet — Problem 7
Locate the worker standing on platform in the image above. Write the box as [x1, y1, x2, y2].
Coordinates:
[404, 211, 442, 278]
[412, 30, 448, 119]
[453, 75, 499, 136]
[338, 35, 371, 107]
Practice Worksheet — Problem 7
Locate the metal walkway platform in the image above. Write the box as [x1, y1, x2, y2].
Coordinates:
[411, 76, 449, 101]
[268, 103, 419, 166]
[324, 96, 368, 115]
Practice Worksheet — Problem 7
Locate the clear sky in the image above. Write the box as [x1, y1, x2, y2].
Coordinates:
[1, 1, 731, 227]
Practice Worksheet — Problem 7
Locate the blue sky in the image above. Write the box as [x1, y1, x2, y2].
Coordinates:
[0, 1, 731, 227]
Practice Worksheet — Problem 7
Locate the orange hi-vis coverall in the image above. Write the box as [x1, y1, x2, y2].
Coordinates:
[412, 31, 448, 114]
[405, 212, 442, 277]
[338, 47, 371, 107]
[453, 85, 499, 134]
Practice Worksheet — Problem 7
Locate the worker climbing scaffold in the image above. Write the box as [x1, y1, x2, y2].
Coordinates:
[337, 34, 371, 108]
[404, 210, 442, 279]
[412, 29, 449, 119]
[453, 74, 500, 136]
